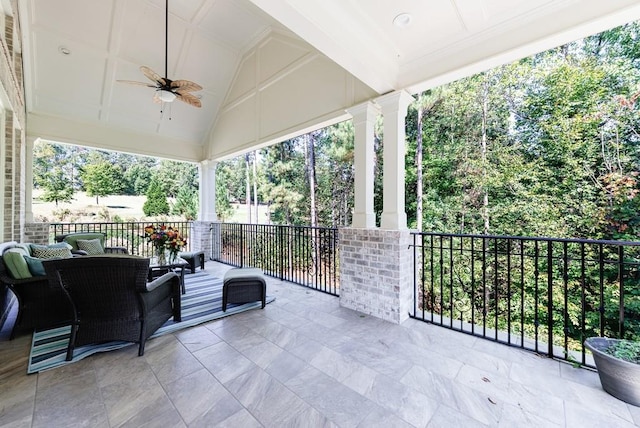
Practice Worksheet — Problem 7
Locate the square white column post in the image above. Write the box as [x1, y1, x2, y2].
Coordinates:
[346, 101, 380, 228]
[198, 160, 217, 222]
[376, 91, 414, 230]
[194, 160, 219, 258]
[24, 137, 35, 224]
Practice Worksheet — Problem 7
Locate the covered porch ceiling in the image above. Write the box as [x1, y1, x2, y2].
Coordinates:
[19, 0, 640, 163]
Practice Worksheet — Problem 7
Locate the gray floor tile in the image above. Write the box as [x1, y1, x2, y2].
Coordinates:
[1, 262, 634, 428]
[285, 365, 379, 427]
[165, 368, 242, 426]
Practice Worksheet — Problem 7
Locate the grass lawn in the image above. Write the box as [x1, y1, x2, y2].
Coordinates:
[32, 189, 269, 224]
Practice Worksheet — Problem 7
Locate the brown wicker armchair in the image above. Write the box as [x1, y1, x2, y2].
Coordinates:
[44, 256, 182, 361]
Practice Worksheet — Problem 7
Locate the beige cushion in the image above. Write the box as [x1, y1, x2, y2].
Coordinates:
[32, 246, 73, 259]
[77, 238, 104, 255]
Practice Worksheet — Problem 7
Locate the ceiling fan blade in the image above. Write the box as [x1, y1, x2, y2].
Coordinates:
[176, 92, 202, 108]
[140, 66, 166, 86]
[152, 93, 163, 104]
[116, 80, 156, 88]
[171, 80, 203, 92]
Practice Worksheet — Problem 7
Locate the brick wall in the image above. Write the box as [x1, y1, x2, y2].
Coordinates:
[24, 222, 49, 245]
[0, 3, 26, 243]
[339, 228, 414, 324]
[190, 221, 216, 260]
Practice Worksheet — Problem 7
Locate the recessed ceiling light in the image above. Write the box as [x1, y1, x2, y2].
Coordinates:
[393, 13, 412, 28]
[58, 46, 71, 55]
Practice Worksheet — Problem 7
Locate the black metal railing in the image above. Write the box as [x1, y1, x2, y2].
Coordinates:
[411, 232, 640, 367]
[212, 223, 339, 295]
[49, 221, 193, 257]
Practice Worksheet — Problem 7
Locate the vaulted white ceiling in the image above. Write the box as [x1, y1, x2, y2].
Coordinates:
[19, 0, 640, 162]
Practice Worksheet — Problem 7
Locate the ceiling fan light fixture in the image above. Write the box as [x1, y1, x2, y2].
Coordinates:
[158, 89, 176, 102]
[393, 13, 412, 28]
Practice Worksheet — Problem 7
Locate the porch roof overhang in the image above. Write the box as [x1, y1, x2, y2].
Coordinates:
[19, 0, 640, 163]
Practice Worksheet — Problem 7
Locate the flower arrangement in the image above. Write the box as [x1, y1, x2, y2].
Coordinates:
[143, 224, 187, 262]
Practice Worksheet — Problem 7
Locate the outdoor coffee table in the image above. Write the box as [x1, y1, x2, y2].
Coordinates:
[148, 256, 190, 294]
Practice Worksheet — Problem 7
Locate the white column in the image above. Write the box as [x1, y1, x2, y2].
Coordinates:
[346, 101, 379, 228]
[198, 160, 217, 221]
[25, 136, 36, 223]
[376, 90, 414, 230]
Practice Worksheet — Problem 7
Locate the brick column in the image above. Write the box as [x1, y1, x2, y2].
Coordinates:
[190, 220, 217, 260]
[25, 222, 49, 245]
[339, 228, 414, 324]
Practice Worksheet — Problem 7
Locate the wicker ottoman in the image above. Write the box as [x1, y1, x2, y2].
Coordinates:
[222, 268, 266, 312]
[178, 251, 205, 274]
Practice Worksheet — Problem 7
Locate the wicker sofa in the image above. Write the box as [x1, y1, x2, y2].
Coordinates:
[0, 241, 74, 338]
[54, 232, 128, 255]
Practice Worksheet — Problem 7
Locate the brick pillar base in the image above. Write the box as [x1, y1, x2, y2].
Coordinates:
[25, 222, 49, 245]
[190, 221, 217, 260]
[339, 228, 413, 324]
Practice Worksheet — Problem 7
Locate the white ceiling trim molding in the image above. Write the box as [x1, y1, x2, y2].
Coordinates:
[206, 30, 376, 161]
[247, 0, 396, 94]
[27, 112, 203, 162]
[404, 0, 640, 94]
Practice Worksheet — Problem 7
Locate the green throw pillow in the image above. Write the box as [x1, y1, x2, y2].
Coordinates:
[3, 249, 32, 279]
[24, 255, 46, 276]
[77, 239, 104, 255]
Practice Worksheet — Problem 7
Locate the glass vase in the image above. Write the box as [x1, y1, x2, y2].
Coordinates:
[156, 247, 167, 265]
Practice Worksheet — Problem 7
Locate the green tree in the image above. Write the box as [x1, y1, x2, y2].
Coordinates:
[81, 162, 124, 204]
[172, 186, 198, 220]
[260, 139, 306, 224]
[143, 178, 170, 216]
[40, 166, 74, 206]
[317, 122, 355, 227]
[123, 159, 155, 195]
[215, 161, 236, 221]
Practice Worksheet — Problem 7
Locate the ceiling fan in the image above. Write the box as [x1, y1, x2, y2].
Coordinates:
[117, 0, 202, 108]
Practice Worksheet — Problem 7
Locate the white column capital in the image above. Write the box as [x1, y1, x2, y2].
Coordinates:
[376, 90, 414, 116]
[346, 101, 380, 124]
[200, 159, 218, 170]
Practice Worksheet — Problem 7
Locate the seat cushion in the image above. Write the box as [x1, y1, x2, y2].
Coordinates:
[77, 239, 104, 255]
[3, 249, 32, 279]
[223, 267, 265, 283]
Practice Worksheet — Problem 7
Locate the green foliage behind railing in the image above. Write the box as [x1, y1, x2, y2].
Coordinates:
[412, 232, 640, 367]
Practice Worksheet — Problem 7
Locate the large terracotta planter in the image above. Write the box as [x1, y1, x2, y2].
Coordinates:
[585, 337, 640, 406]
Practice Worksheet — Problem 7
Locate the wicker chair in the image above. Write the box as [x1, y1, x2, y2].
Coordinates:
[44, 256, 182, 361]
[0, 258, 72, 339]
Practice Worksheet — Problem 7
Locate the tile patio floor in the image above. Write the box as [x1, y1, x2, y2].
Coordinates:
[1, 261, 639, 427]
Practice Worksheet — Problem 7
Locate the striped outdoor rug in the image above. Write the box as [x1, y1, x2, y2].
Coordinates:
[28, 271, 274, 374]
